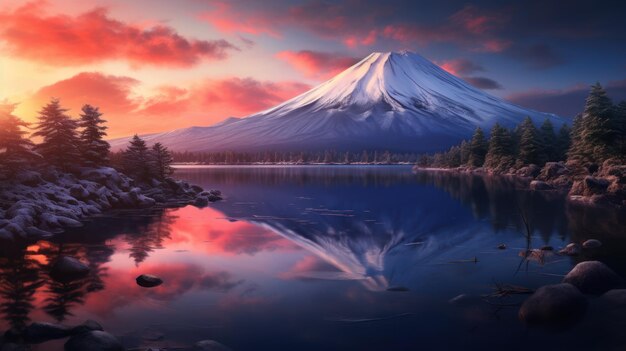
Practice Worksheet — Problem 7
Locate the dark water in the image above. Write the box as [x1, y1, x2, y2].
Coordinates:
[1, 166, 626, 350]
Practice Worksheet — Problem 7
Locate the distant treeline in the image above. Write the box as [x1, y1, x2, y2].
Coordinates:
[171, 150, 421, 164]
[417, 83, 625, 172]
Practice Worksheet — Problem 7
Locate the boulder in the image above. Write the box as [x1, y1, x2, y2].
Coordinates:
[519, 283, 587, 328]
[539, 162, 570, 180]
[195, 340, 232, 351]
[24, 322, 72, 343]
[558, 243, 581, 256]
[582, 239, 602, 249]
[601, 289, 626, 308]
[194, 196, 209, 207]
[516, 164, 541, 178]
[64, 331, 124, 351]
[530, 180, 553, 191]
[70, 320, 104, 335]
[50, 256, 90, 282]
[583, 176, 610, 195]
[136, 274, 163, 288]
[562, 261, 624, 295]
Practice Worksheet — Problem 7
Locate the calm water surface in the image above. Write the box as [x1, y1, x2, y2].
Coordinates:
[1, 166, 626, 350]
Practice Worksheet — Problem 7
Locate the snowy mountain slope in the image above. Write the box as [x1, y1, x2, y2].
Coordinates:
[110, 51, 562, 153]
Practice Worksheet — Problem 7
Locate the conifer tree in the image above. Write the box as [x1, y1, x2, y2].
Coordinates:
[459, 140, 470, 165]
[616, 101, 626, 161]
[556, 124, 571, 161]
[32, 99, 80, 171]
[484, 123, 514, 172]
[580, 83, 615, 163]
[467, 127, 488, 167]
[538, 118, 557, 163]
[0, 103, 37, 178]
[122, 135, 152, 182]
[567, 114, 586, 161]
[517, 117, 540, 166]
[149, 142, 174, 180]
[78, 104, 110, 167]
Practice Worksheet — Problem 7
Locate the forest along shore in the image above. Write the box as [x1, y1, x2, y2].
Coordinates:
[0, 99, 221, 243]
[414, 84, 626, 208]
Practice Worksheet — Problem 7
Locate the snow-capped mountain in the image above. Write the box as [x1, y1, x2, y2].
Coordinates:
[110, 51, 562, 153]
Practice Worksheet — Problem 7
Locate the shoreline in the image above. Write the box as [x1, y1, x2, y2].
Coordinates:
[0, 167, 221, 243]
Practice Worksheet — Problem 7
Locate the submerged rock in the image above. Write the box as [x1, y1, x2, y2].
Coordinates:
[540, 245, 554, 251]
[195, 339, 232, 351]
[601, 289, 626, 308]
[136, 274, 163, 288]
[563, 261, 624, 295]
[50, 256, 90, 282]
[582, 239, 602, 249]
[558, 243, 581, 256]
[386, 286, 410, 292]
[497, 244, 507, 250]
[70, 320, 104, 335]
[519, 283, 587, 328]
[64, 331, 123, 351]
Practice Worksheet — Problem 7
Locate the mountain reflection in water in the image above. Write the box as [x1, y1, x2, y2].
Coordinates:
[0, 166, 625, 351]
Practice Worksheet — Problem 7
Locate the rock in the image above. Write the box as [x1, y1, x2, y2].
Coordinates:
[194, 340, 232, 351]
[539, 162, 570, 180]
[497, 243, 507, 250]
[583, 176, 610, 195]
[208, 194, 221, 202]
[386, 286, 409, 292]
[64, 331, 124, 351]
[191, 185, 204, 193]
[519, 283, 587, 328]
[582, 239, 602, 249]
[136, 274, 163, 288]
[563, 261, 624, 295]
[516, 164, 541, 178]
[70, 320, 104, 335]
[1, 343, 28, 351]
[24, 322, 72, 343]
[50, 256, 90, 282]
[530, 180, 553, 191]
[194, 196, 209, 207]
[601, 289, 626, 308]
[558, 243, 581, 256]
[540, 245, 554, 251]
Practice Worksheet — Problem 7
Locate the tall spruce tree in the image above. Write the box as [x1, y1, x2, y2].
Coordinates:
[567, 113, 586, 161]
[0, 104, 37, 178]
[467, 127, 488, 167]
[122, 135, 152, 182]
[32, 99, 80, 171]
[78, 105, 110, 167]
[616, 101, 626, 161]
[556, 124, 571, 161]
[517, 117, 540, 166]
[484, 123, 514, 172]
[149, 142, 174, 180]
[539, 118, 557, 163]
[580, 83, 615, 163]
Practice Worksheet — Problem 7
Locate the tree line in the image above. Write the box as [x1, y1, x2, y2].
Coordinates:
[418, 83, 625, 172]
[0, 98, 174, 183]
[170, 149, 422, 165]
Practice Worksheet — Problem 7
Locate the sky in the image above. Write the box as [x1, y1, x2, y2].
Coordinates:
[1, 0, 625, 138]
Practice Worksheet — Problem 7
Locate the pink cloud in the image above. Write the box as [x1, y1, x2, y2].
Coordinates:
[276, 50, 359, 79]
[0, 2, 237, 67]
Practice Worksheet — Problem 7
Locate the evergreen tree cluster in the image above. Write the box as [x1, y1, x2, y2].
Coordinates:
[0, 98, 173, 183]
[421, 83, 624, 171]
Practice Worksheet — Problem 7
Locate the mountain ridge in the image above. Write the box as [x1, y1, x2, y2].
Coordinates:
[110, 51, 563, 153]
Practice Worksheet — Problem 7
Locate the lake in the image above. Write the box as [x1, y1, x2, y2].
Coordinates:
[1, 165, 626, 350]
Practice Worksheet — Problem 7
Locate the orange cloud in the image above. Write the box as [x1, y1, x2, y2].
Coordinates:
[0, 2, 237, 67]
[276, 50, 358, 80]
[437, 58, 484, 76]
[19, 72, 311, 138]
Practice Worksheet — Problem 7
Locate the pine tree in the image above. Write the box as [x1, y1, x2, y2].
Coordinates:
[459, 140, 470, 165]
[122, 135, 152, 182]
[0, 103, 37, 178]
[517, 117, 540, 166]
[538, 118, 557, 163]
[32, 99, 80, 171]
[615, 101, 626, 162]
[484, 123, 514, 172]
[467, 127, 488, 167]
[580, 83, 615, 163]
[78, 104, 110, 167]
[567, 114, 586, 161]
[556, 124, 571, 161]
[149, 142, 173, 180]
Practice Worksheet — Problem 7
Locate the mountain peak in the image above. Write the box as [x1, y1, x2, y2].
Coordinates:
[110, 52, 562, 153]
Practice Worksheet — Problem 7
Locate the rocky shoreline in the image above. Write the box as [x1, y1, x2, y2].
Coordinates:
[0, 166, 222, 243]
[414, 159, 626, 208]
